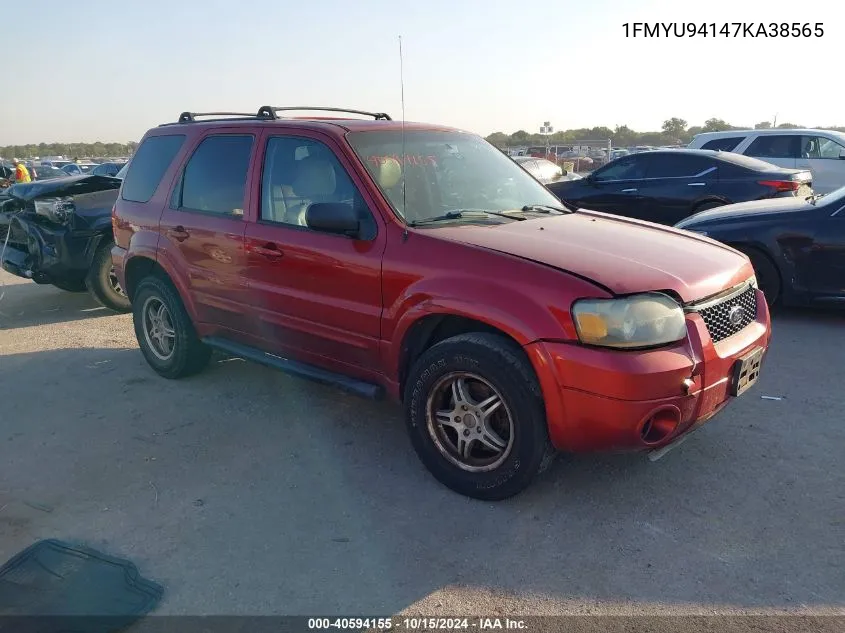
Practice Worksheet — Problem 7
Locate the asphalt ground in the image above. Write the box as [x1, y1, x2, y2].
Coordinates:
[1, 269, 843, 622]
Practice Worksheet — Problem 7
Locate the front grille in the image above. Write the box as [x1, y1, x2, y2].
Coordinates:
[695, 285, 757, 343]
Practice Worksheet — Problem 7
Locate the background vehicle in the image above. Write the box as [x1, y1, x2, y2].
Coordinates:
[688, 128, 845, 194]
[91, 161, 126, 177]
[0, 173, 129, 311]
[61, 162, 99, 176]
[31, 165, 67, 180]
[112, 106, 769, 501]
[676, 187, 845, 307]
[512, 156, 581, 184]
[547, 149, 813, 226]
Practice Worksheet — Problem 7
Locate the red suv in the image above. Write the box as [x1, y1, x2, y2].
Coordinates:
[112, 106, 772, 500]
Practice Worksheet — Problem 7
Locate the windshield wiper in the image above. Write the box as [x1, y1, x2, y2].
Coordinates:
[408, 209, 526, 227]
[521, 204, 572, 214]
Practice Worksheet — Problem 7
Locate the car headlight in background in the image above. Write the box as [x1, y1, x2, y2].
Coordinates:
[34, 197, 75, 224]
[572, 293, 687, 349]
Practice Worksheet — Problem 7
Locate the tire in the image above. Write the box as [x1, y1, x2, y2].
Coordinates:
[132, 275, 211, 379]
[51, 278, 87, 292]
[85, 240, 131, 312]
[736, 246, 781, 306]
[404, 332, 555, 501]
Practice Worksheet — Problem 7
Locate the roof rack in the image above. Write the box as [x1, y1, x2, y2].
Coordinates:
[176, 111, 262, 123]
[257, 106, 392, 121]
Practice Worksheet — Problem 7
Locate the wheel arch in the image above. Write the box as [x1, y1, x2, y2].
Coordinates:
[397, 313, 531, 400]
[123, 254, 199, 321]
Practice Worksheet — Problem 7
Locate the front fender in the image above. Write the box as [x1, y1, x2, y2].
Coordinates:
[383, 273, 603, 380]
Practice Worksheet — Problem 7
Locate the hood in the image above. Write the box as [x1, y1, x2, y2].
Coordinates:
[6, 174, 121, 202]
[429, 211, 753, 304]
[677, 197, 813, 228]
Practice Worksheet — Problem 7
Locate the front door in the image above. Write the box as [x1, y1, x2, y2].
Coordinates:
[158, 131, 257, 335]
[241, 131, 386, 375]
[579, 154, 649, 217]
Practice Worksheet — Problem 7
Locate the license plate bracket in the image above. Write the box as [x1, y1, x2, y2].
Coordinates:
[731, 346, 764, 397]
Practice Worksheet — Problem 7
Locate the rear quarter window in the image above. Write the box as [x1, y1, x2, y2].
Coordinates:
[700, 137, 744, 152]
[121, 134, 186, 203]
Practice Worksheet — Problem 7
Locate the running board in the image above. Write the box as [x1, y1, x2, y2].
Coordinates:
[202, 336, 384, 400]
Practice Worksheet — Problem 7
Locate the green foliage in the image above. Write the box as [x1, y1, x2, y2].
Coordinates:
[485, 119, 845, 149]
[0, 141, 138, 160]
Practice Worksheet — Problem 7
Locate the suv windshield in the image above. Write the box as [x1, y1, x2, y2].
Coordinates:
[347, 130, 564, 224]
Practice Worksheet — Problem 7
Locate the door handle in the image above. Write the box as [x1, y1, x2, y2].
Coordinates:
[167, 226, 190, 242]
[621, 188, 638, 193]
[687, 182, 706, 186]
[252, 244, 284, 259]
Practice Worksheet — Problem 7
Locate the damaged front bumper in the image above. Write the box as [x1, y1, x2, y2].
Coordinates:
[0, 175, 120, 285]
[1, 216, 106, 285]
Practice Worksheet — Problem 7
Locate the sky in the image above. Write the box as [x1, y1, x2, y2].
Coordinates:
[1, 0, 842, 144]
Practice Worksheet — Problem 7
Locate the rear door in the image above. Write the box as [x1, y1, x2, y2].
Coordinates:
[637, 153, 718, 225]
[158, 130, 257, 336]
[576, 154, 649, 216]
[743, 134, 800, 170]
[796, 134, 845, 194]
[241, 130, 386, 375]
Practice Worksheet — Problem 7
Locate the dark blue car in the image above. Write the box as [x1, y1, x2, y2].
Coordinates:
[547, 149, 813, 226]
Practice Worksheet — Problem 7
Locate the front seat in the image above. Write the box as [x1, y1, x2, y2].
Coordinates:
[284, 159, 337, 226]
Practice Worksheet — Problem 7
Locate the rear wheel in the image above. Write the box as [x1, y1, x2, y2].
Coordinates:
[132, 275, 211, 379]
[736, 246, 781, 306]
[86, 240, 131, 312]
[403, 332, 555, 501]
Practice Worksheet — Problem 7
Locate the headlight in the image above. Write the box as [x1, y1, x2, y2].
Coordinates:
[572, 293, 687, 349]
[34, 197, 74, 224]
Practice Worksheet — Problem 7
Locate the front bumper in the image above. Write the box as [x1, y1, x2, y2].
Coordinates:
[525, 288, 772, 453]
[0, 215, 103, 285]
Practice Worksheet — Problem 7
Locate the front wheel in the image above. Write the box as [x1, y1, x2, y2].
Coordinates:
[404, 333, 555, 501]
[736, 246, 781, 306]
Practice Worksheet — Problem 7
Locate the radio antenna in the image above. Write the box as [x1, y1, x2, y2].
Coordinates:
[399, 35, 408, 230]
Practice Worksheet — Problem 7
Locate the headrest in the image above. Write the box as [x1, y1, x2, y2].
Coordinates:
[372, 157, 402, 189]
[292, 159, 336, 197]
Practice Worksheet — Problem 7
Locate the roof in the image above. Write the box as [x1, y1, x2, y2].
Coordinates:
[154, 117, 466, 136]
[693, 128, 845, 138]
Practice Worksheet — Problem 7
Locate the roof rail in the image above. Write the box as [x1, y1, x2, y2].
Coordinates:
[177, 111, 262, 123]
[257, 106, 392, 121]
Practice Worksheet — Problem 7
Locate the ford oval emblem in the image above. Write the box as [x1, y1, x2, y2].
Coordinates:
[728, 305, 745, 326]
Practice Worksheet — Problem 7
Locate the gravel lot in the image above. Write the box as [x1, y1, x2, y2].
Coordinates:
[1, 268, 843, 618]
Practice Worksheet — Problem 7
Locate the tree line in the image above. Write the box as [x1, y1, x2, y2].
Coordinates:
[485, 118, 845, 148]
[0, 142, 139, 160]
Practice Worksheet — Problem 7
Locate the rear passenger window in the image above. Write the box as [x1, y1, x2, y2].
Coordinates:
[121, 134, 185, 203]
[745, 135, 800, 159]
[177, 135, 253, 217]
[647, 155, 715, 178]
[700, 137, 743, 152]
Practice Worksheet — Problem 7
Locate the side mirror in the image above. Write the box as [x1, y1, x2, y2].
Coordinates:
[306, 202, 360, 237]
[839, 149, 845, 160]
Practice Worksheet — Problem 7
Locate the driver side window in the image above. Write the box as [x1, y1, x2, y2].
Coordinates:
[261, 136, 376, 238]
[593, 156, 647, 182]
